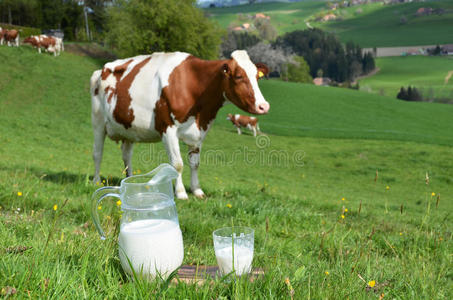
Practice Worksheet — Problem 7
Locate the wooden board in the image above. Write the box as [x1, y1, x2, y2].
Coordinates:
[174, 265, 264, 284]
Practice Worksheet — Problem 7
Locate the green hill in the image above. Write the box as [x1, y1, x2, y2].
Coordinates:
[316, 0, 453, 47]
[0, 46, 451, 298]
[206, 0, 453, 47]
[218, 79, 453, 146]
[358, 55, 453, 101]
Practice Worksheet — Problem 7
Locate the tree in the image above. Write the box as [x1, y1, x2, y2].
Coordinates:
[253, 18, 277, 41]
[275, 28, 373, 82]
[245, 42, 292, 76]
[285, 56, 312, 83]
[104, 0, 223, 59]
[220, 30, 261, 59]
[397, 87, 407, 100]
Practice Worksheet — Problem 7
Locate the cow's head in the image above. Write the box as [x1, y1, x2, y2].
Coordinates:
[226, 113, 233, 121]
[221, 50, 270, 115]
[23, 36, 35, 44]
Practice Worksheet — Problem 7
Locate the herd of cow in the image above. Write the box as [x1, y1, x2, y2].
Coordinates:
[0, 27, 64, 56]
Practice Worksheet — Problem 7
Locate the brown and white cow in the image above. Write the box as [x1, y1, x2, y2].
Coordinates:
[4, 29, 19, 47]
[0, 27, 4, 45]
[91, 50, 270, 199]
[23, 35, 61, 56]
[227, 113, 260, 137]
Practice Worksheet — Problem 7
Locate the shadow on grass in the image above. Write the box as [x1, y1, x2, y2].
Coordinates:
[2, 165, 124, 186]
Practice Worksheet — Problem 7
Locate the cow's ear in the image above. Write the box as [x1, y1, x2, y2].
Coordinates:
[222, 63, 231, 78]
[255, 62, 269, 79]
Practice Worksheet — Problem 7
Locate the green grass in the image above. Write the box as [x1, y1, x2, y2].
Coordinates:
[207, 0, 453, 47]
[315, 0, 453, 47]
[218, 79, 453, 146]
[359, 56, 453, 100]
[0, 46, 452, 298]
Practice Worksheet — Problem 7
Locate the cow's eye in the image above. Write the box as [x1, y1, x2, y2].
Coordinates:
[235, 75, 243, 80]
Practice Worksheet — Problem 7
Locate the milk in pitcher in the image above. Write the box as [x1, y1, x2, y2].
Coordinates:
[118, 219, 184, 278]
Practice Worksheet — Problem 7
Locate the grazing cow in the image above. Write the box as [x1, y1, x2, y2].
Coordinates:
[227, 113, 260, 137]
[4, 29, 19, 47]
[91, 50, 270, 199]
[0, 27, 4, 45]
[24, 35, 60, 56]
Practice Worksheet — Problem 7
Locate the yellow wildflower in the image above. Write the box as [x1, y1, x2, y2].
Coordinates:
[53, 204, 58, 211]
[226, 203, 232, 208]
[116, 200, 122, 206]
[341, 197, 345, 201]
[368, 280, 376, 288]
[341, 214, 345, 219]
[344, 208, 348, 212]
[325, 271, 329, 276]
[98, 206, 102, 210]
[399, 232, 403, 236]
[284, 277, 290, 285]
[431, 192, 435, 196]
[102, 179, 106, 183]
[386, 186, 390, 190]
[17, 192, 23, 196]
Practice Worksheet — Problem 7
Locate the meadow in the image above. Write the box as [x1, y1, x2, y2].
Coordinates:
[316, 0, 453, 47]
[207, 0, 453, 47]
[358, 55, 453, 101]
[0, 46, 452, 298]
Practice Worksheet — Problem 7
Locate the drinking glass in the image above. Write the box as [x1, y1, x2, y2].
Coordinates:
[213, 226, 254, 276]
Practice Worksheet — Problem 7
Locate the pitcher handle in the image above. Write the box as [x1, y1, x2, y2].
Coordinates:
[91, 186, 121, 240]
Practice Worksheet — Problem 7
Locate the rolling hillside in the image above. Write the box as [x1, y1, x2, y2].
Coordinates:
[358, 55, 453, 100]
[206, 0, 453, 47]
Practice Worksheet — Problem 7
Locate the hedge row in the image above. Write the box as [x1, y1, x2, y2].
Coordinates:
[0, 23, 41, 38]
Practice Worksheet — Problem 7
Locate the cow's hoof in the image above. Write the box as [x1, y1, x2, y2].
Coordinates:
[92, 176, 101, 185]
[176, 190, 189, 200]
[193, 189, 206, 199]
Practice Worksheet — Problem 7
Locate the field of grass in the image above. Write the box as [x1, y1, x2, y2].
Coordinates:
[207, 0, 453, 47]
[315, 0, 453, 47]
[358, 56, 453, 101]
[1, 46, 452, 298]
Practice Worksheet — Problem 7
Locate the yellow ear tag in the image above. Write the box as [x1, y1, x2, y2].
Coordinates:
[258, 71, 264, 78]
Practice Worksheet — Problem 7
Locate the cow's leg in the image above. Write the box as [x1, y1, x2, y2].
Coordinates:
[252, 126, 257, 137]
[236, 126, 242, 135]
[188, 146, 205, 198]
[162, 127, 188, 200]
[121, 141, 134, 177]
[92, 124, 106, 184]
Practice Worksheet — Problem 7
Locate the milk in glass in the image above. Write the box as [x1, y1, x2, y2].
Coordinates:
[215, 245, 253, 276]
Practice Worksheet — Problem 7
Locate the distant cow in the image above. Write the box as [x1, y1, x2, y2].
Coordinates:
[23, 35, 62, 56]
[0, 27, 4, 45]
[4, 29, 19, 47]
[90, 50, 270, 199]
[227, 113, 260, 137]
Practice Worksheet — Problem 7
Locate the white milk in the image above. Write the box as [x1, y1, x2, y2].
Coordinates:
[215, 245, 254, 276]
[118, 219, 183, 279]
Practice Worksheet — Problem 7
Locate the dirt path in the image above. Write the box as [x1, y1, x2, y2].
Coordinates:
[353, 67, 380, 84]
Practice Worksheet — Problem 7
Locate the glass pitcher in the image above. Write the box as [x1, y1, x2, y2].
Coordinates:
[91, 163, 184, 279]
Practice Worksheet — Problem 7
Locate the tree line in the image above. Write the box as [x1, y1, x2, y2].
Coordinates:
[1, 0, 375, 84]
